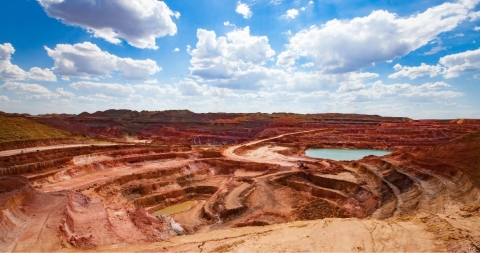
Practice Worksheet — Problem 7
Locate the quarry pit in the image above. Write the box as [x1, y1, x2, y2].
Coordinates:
[1, 111, 480, 252]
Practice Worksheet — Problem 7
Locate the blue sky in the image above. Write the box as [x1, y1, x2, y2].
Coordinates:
[0, 0, 479, 119]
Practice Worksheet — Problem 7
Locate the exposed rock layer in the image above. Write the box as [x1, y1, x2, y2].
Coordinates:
[1, 113, 480, 251]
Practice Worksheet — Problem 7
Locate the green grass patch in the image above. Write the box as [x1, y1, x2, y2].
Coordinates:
[0, 116, 74, 143]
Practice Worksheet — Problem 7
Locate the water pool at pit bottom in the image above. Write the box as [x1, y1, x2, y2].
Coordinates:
[153, 200, 198, 216]
[305, 148, 391, 161]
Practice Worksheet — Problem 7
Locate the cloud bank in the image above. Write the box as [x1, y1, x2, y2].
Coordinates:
[45, 42, 161, 80]
[277, 1, 476, 73]
[38, 0, 179, 49]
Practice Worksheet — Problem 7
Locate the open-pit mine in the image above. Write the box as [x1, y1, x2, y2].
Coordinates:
[1, 110, 480, 252]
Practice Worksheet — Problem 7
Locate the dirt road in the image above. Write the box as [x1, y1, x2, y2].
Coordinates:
[0, 143, 119, 157]
[222, 130, 317, 165]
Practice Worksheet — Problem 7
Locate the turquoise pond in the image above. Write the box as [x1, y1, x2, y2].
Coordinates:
[305, 148, 391, 161]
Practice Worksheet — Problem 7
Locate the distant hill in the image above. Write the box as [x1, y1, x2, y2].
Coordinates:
[34, 109, 411, 136]
[22, 109, 480, 148]
[0, 116, 74, 143]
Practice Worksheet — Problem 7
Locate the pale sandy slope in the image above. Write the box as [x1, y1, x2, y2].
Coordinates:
[97, 215, 457, 252]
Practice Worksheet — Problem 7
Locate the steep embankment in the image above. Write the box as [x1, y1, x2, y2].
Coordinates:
[416, 129, 480, 186]
[0, 176, 36, 252]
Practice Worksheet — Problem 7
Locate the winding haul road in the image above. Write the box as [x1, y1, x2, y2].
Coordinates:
[222, 129, 318, 165]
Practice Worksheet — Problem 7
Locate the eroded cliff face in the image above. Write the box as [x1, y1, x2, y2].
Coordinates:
[1, 116, 480, 252]
[0, 177, 35, 240]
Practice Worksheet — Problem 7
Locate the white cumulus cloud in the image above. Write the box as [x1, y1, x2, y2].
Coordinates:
[389, 63, 443, 79]
[28, 67, 57, 82]
[0, 43, 26, 80]
[236, 2, 252, 19]
[134, 83, 180, 97]
[70, 81, 135, 98]
[301, 62, 315, 68]
[177, 79, 208, 96]
[0, 43, 58, 82]
[440, 48, 480, 78]
[38, 0, 178, 49]
[0, 81, 73, 101]
[55, 88, 75, 99]
[45, 42, 161, 80]
[468, 10, 480, 20]
[0, 81, 51, 94]
[283, 9, 299, 19]
[189, 27, 276, 89]
[337, 81, 463, 103]
[224, 21, 235, 27]
[277, 1, 475, 73]
[390, 48, 480, 79]
[77, 95, 113, 103]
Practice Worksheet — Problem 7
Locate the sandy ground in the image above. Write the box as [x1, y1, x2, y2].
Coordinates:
[97, 217, 445, 252]
[10, 193, 67, 252]
[319, 171, 358, 183]
[224, 183, 250, 210]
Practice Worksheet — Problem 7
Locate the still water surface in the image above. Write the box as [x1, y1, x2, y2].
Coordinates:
[153, 200, 197, 215]
[306, 148, 391, 161]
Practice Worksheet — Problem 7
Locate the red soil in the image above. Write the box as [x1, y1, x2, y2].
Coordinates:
[1, 112, 480, 251]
